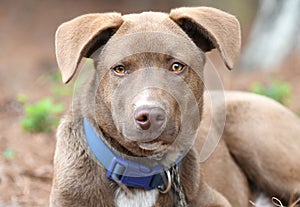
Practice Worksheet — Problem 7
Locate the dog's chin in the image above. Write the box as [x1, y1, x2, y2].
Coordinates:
[134, 141, 169, 157]
[137, 140, 169, 159]
[138, 140, 164, 151]
[136, 140, 185, 165]
[119, 138, 171, 159]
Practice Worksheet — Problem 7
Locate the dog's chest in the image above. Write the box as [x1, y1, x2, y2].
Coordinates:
[114, 188, 159, 207]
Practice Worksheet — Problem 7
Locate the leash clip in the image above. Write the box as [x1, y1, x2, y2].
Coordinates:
[157, 170, 171, 194]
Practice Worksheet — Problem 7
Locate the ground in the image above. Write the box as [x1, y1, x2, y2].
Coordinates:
[0, 1, 299, 206]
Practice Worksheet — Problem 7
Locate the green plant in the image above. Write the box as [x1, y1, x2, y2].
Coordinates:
[17, 93, 28, 104]
[21, 98, 64, 133]
[51, 84, 73, 97]
[3, 148, 16, 161]
[48, 71, 73, 98]
[250, 79, 291, 106]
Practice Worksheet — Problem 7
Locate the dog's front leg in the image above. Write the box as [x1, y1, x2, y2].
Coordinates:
[191, 181, 232, 207]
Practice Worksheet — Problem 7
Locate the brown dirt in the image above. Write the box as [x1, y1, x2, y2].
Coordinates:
[0, 1, 299, 206]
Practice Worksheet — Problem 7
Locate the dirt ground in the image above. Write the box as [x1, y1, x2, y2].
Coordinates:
[0, 1, 299, 207]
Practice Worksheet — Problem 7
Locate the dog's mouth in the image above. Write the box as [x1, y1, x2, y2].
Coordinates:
[121, 133, 175, 157]
[118, 120, 179, 156]
[138, 140, 165, 151]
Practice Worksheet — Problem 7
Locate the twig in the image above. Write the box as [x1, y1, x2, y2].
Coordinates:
[272, 197, 285, 207]
[249, 200, 256, 206]
[290, 197, 300, 207]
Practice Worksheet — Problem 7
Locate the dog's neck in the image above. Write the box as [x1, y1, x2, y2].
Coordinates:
[83, 118, 182, 192]
[80, 114, 200, 206]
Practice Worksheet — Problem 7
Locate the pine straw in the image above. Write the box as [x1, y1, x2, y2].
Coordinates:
[250, 197, 300, 207]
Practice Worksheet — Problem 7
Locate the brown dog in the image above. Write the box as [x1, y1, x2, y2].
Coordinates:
[50, 7, 300, 207]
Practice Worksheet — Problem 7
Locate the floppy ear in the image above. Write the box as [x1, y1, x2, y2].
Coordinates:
[169, 7, 241, 70]
[55, 13, 124, 83]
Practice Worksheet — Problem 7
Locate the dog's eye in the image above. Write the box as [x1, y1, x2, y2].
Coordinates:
[113, 65, 127, 76]
[170, 62, 185, 74]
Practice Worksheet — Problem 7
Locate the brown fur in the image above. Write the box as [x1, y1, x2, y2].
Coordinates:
[50, 7, 300, 207]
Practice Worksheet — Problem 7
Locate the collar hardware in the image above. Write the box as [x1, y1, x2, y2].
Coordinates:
[157, 170, 171, 193]
[106, 156, 167, 190]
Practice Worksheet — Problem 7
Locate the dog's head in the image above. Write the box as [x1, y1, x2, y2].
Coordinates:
[55, 7, 240, 162]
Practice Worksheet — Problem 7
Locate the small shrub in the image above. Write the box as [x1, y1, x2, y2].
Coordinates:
[48, 71, 73, 98]
[250, 79, 291, 106]
[3, 148, 16, 161]
[51, 84, 73, 97]
[21, 98, 64, 133]
[49, 71, 63, 83]
[17, 93, 28, 104]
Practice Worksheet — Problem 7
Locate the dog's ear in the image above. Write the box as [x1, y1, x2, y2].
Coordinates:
[169, 7, 241, 70]
[55, 13, 123, 83]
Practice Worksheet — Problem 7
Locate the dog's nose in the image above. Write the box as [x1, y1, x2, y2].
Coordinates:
[134, 107, 166, 130]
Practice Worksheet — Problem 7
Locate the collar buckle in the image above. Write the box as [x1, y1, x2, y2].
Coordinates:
[106, 156, 165, 190]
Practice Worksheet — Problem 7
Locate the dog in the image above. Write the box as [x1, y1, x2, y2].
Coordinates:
[50, 7, 300, 207]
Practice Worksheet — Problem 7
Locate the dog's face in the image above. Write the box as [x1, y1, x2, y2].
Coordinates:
[93, 13, 207, 158]
[94, 53, 203, 157]
[55, 7, 241, 161]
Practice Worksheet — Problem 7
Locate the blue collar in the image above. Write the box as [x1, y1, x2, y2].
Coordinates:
[83, 118, 179, 191]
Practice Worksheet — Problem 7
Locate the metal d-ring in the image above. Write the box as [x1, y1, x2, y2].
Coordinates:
[157, 170, 171, 194]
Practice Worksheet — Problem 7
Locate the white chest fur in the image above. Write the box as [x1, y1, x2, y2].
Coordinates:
[254, 193, 275, 207]
[115, 188, 159, 207]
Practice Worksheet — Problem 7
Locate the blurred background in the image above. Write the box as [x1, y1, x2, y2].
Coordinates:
[0, 0, 299, 206]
